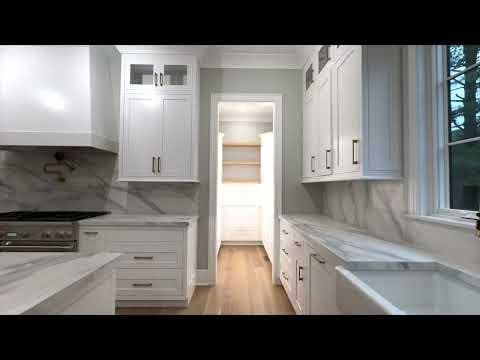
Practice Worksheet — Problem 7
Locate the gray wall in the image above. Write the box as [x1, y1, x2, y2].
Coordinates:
[198, 68, 322, 268]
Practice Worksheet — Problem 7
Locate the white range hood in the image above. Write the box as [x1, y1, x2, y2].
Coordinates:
[0, 45, 120, 153]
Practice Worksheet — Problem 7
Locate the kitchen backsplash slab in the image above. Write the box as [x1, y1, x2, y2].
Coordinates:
[0, 150, 199, 215]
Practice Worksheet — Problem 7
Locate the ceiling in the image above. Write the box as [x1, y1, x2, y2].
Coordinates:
[219, 102, 274, 122]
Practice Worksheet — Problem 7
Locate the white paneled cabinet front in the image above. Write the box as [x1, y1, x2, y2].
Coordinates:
[120, 93, 193, 181]
[302, 45, 402, 182]
[118, 51, 198, 182]
[79, 223, 197, 306]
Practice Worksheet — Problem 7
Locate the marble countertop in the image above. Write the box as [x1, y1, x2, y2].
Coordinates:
[0, 252, 121, 315]
[280, 214, 434, 267]
[78, 214, 199, 227]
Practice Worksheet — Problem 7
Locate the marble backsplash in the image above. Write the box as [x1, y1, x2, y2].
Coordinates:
[0, 150, 199, 215]
[321, 180, 408, 245]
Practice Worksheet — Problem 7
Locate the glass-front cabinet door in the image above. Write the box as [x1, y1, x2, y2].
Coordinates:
[157, 55, 193, 91]
[124, 54, 163, 91]
[124, 54, 193, 92]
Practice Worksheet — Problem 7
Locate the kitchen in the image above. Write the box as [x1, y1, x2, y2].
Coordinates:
[0, 44, 479, 316]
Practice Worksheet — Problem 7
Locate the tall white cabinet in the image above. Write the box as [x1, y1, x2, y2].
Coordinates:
[302, 45, 402, 182]
[118, 52, 199, 182]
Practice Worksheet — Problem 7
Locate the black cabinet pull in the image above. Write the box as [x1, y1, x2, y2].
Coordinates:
[352, 139, 359, 165]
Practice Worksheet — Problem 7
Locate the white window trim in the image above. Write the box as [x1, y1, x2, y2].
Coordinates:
[404, 45, 477, 230]
[433, 45, 479, 219]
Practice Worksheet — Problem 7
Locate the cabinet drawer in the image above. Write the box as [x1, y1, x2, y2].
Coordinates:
[280, 268, 293, 296]
[116, 269, 183, 297]
[280, 221, 293, 249]
[118, 250, 183, 269]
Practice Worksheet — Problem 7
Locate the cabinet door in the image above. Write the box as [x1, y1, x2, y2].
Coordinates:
[122, 94, 162, 178]
[124, 53, 163, 91]
[309, 253, 339, 315]
[295, 258, 306, 314]
[303, 92, 318, 178]
[158, 55, 193, 92]
[160, 95, 192, 178]
[317, 69, 333, 176]
[303, 57, 315, 98]
[333, 46, 362, 174]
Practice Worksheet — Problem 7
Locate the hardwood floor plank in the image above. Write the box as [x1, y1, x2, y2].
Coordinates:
[116, 245, 295, 315]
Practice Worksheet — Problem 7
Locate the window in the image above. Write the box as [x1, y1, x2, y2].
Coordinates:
[444, 45, 480, 212]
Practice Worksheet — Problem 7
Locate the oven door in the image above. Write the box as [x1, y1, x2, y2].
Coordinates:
[0, 239, 78, 252]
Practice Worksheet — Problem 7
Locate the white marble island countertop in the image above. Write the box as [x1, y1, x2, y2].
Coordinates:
[280, 214, 434, 267]
[0, 252, 121, 315]
[78, 214, 198, 227]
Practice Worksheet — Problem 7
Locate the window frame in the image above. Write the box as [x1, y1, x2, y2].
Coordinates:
[432, 45, 480, 218]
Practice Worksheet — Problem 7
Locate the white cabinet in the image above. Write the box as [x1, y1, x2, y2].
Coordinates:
[333, 46, 362, 175]
[123, 53, 193, 92]
[303, 91, 317, 178]
[302, 45, 402, 182]
[79, 221, 198, 307]
[222, 205, 261, 243]
[279, 219, 307, 314]
[118, 50, 199, 182]
[316, 69, 333, 176]
[278, 218, 341, 315]
[120, 94, 192, 180]
[305, 243, 339, 315]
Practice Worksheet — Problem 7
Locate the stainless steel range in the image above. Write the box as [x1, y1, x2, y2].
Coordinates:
[0, 211, 110, 252]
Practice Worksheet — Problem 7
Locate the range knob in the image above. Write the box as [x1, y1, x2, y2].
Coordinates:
[42, 231, 52, 239]
[65, 231, 73, 239]
[21, 232, 30, 238]
[55, 231, 65, 239]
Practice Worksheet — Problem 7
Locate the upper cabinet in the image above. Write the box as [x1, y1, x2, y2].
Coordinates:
[302, 45, 402, 182]
[118, 52, 199, 182]
[124, 54, 193, 92]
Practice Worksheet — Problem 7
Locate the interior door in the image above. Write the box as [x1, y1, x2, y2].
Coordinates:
[303, 92, 318, 178]
[122, 94, 162, 178]
[333, 46, 362, 174]
[160, 95, 192, 178]
[317, 69, 333, 176]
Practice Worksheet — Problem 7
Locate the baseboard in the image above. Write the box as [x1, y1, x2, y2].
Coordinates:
[221, 241, 262, 246]
[196, 269, 211, 286]
[116, 300, 188, 308]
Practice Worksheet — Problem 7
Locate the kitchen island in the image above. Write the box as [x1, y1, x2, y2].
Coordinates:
[0, 252, 121, 315]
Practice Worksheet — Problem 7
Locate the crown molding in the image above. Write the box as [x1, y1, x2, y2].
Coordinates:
[114, 45, 319, 70]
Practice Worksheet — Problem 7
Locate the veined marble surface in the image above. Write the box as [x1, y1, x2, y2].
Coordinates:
[78, 214, 199, 226]
[0, 252, 121, 315]
[280, 214, 433, 265]
[281, 213, 480, 286]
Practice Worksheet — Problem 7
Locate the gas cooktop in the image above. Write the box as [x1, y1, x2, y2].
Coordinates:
[0, 211, 110, 222]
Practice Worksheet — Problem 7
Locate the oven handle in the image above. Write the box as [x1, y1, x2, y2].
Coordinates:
[0, 244, 76, 251]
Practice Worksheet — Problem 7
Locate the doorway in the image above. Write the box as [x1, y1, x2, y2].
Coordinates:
[209, 93, 283, 286]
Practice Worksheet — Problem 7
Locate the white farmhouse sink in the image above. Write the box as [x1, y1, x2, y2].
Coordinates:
[336, 265, 480, 315]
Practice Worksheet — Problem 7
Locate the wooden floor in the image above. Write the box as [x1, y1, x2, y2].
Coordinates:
[116, 245, 295, 315]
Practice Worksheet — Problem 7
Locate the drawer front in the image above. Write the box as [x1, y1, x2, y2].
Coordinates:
[80, 227, 184, 243]
[280, 268, 293, 296]
[116, 269, 183, 297]
[280, 221, 293, 252]
[292, 231, 304, 258]
[118, 250, 183, 269]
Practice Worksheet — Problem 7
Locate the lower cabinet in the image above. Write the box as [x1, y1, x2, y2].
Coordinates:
[79, 222, 197, 307]
[279, 219, 340, 315]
